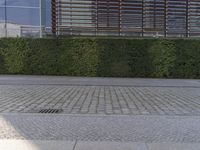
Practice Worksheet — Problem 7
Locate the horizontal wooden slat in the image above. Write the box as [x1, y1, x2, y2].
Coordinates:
[52, 0, 200, 37]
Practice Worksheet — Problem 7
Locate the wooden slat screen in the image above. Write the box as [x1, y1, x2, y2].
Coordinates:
[52, 0, 200, 37]
[189, 0, 200, 37]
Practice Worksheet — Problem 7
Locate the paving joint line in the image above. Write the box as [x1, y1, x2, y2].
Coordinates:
[0, 84, 200, 88]
[72, 140, 78, 150]
[1, 113, 200, 117]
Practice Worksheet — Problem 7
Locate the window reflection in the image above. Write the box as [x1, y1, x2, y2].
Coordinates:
[0, 0, 42, 37]
[6, 8, 39, 26]
[5, 0, 39, 7]
[0, 7, 5, 21]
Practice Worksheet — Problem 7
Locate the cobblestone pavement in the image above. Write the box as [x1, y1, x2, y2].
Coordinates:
[1, 76, 200, 144]
[0, 85, 200, 115]
[1, 114, 200, 142]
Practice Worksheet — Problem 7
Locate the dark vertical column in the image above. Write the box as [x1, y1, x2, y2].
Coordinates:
[95, 0, 98, 36]
[107, 0, 109, 29]
[186, 0, 189, 37]
[119, 0, 121, 36]
[5, 0, 7, 37]
[142, 0, 144, 37]
[153, 0, 156, 31]
[164, 0, 167, 37]
[51, 0, 57, 36]
[70, 0, 72, 35]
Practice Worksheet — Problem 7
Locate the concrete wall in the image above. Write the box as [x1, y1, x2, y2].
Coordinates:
[0, 23, 21, 37]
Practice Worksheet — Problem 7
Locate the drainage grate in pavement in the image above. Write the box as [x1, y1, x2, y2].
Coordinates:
[38, 109, 63, 114]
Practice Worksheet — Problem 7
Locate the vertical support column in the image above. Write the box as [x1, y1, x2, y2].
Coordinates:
[164, 0, 167, 37]
[40, 0, 46, 38]
[107, 0, 109, 29]
[39, 0, 43, 38]
[51, 0, 57, 37]
[4, 0, 7, 37]
[95, 0, 98, 36]
[186, 0, 189, 37]
[70, 0, 72, 35]
[153, 0, 156, 31]
[119, 0, 122, 36]
[142, 0, 144, 37]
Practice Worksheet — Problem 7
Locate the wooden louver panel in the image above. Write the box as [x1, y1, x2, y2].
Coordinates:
[52, 0, 200, 37]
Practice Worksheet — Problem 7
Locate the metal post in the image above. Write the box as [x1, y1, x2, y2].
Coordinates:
[153, 0, 156, 31]
[5, 0, 7, 37]
[96, 0, 98, 36]
[142, 0, 144, 37]
[70, 0, 72, 35]
[107, 0, 109, 29]
[51, 0, 57, 37]
[39, 0, 43, 38]
[119, 0, 121, 36]
[186, 0, 189, 37]
[164, 0, 167, 37]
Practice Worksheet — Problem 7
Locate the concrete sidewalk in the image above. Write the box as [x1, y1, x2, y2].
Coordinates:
[0, 140, 200, 150]
[0, 75, 200, 87]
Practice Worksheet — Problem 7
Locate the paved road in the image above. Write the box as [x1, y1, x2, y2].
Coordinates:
[0, 75, 200, 149]
[0, 76, 199, 115]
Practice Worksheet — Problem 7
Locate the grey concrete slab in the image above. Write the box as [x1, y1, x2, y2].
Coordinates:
[75, 142, 148, 150]
[0, 140, 75, 150]
[1, 114, 200, 143]
[0, 75, 199, 87]
[147, 143, 200, 150]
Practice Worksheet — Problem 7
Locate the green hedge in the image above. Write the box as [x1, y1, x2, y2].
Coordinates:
[0, 38, 200, 78]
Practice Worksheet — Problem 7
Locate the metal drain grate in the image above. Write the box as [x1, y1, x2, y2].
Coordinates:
[38, 109, 63, 114]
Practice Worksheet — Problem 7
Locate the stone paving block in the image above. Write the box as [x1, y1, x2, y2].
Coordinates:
[74, 142, 148, 150]
[0, 78, 200, 116]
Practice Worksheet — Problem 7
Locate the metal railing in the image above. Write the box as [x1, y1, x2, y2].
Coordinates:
[0, 24, 51, 38]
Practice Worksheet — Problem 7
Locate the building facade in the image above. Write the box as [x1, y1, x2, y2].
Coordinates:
[0, 0, 200, 38]
[52, 0, 200, 37]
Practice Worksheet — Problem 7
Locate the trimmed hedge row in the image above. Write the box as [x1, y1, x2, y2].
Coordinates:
[0, 38, 200, 78]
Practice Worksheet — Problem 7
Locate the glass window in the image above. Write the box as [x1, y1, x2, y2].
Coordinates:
[6, 7, 40, 26]
[45, 0, 51, 27]
[0, 7, 5, 22]
[0, 0, 5, 6]
[5, 0, 39, 7]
